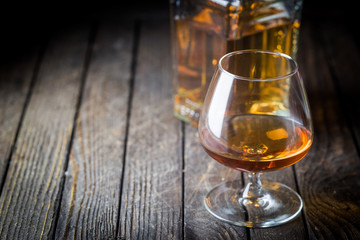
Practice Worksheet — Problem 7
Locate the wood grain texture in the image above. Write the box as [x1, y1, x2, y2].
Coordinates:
[295, 22, 360, 239]
[184, 125, 248, 240]
[317, 22, 360, 153]
[0, 9, 359, 240]
[248, 167, 307, 239]
[0, 26, 90, 240]
[54, 21, 133, 240]
[118, 20, 183, 239]
[0, 51, 38, 187]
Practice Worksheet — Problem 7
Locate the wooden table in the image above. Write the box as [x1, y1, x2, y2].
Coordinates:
[0, 4, 359, 240]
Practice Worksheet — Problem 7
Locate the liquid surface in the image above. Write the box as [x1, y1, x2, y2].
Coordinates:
[201, 115, 312, 172]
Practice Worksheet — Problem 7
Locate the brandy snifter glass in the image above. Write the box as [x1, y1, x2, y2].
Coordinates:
[198, 50, 313, 227]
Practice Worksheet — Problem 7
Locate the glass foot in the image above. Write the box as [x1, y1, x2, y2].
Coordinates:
[204, 180, 303, 228]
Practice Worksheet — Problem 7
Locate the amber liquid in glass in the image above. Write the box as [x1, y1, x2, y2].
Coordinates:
[200, 115, 312, 172]
[172, 1, 300, 126]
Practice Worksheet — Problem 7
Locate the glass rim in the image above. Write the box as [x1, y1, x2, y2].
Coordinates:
[218, 50, 299, 81]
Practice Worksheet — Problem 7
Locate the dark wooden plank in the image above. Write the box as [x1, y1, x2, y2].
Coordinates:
[248, 167, 307, 239]
[184, 125, 248, 239]
[54, 20, 133, 239]
[317, 22, 360, 154]
[0, 25, 90, 239]
[295, 21, 360, 239]
[118, 20, 183, 239]
[0, 51, 38, 188]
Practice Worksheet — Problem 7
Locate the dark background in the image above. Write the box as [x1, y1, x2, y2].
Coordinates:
[0, 0, 358, 63]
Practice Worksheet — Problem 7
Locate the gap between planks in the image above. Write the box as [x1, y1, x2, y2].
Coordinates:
[50, 22, 98, 239]
[115, 20, 141, 239]
[0, 45, 44, 196]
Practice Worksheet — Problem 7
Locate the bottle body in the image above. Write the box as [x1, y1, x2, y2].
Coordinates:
[170, 0, 303, 126]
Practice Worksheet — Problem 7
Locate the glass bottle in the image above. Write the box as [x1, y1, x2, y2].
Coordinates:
[170, 0, 304, 127]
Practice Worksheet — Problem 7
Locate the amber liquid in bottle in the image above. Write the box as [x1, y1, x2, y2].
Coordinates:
[200, 115, 312, 172]
[172, 1, 300, 126]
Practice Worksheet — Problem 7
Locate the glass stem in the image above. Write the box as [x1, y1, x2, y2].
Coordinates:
[242, 172, 264, 199]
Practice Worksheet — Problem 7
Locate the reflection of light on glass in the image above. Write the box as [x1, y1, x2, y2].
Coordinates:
[211, 0, 239, 7]
[208, 72, 233, 137]
[266, 128, 288, 140]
